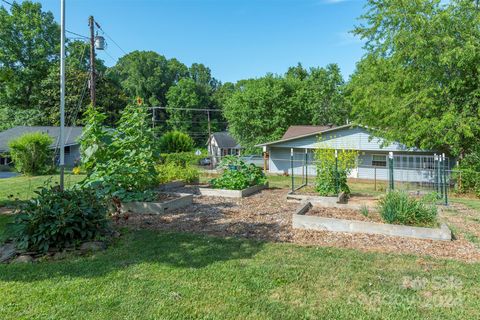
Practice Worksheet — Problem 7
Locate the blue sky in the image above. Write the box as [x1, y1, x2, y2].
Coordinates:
[9, 0, 366, 83]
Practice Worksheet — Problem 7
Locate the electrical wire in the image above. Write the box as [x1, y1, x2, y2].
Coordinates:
[150, 106, 223, 112]
[66, 30, 89, 39]
[95, 21, 128, 55]
[0, 0, 12, 7]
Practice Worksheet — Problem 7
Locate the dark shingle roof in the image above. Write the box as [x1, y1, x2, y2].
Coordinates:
[282, 125, 336, 140]
[210, 132, 241, 149]
[0, 126, 83, 152]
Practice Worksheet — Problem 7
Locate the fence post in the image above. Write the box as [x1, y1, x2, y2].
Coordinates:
[443, 153, 448, 205]
[335, 149, 339, 195]
[374, 166, 377, 191]
[388, 152, 394, 190]
[439, 155, 444, 199]
[291, 148, 294, 192]
[305, 148, 308, 186]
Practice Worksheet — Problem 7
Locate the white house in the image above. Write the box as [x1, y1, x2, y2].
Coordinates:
[256, 124, 451, 183]
[207, 132, 243, 166]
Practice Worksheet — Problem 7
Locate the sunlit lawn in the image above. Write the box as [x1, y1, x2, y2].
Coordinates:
[0, 174, 86, 207]
[0, 227, 479, 319]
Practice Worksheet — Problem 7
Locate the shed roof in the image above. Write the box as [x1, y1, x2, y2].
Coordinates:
[209, 132, 241, 149]
[0, 126, 83, 152]
[281, 125, 336, 140]
[256, 124, 352, 147]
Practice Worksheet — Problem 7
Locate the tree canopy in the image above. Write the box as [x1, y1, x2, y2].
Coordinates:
[348, 0, 480, 157]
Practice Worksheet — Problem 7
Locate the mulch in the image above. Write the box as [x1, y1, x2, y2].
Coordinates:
[117, 187, 480, 263]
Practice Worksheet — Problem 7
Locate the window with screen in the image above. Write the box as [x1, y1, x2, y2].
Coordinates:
[372, 154, 387, 167]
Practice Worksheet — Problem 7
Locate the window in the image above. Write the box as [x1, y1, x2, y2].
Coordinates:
[64, 146, 71, 155]
[372, 154, 387, 167]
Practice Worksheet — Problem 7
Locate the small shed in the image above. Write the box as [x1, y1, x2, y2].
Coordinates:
[207, 132, 243, 165]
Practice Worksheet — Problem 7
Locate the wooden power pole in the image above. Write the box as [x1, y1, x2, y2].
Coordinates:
[89, 16, 96, 107]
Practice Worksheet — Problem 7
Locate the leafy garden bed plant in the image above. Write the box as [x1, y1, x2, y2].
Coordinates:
[210, 156, 267, 190]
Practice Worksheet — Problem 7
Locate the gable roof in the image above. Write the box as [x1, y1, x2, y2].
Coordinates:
[0, 126, 83, 152]
[208, 132, 241, 149]
[256, 124, 352, 147]
[281, 125, 336, 140]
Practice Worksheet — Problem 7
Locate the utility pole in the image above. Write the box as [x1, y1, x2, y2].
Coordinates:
[59, 0, 66, 191]
[207, 110, 211, 143]
[89, 15, 96, 107]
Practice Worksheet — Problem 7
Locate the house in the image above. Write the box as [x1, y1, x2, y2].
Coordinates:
[207, 132, 243, 166]
[256, 124, 451, 182]
[0, 126, 83, 167]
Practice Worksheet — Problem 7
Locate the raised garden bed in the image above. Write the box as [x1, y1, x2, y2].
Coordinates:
[293, 202, 452, 241]
[199, 183, 268, 198]
[287, 192, 378, 211]
[156, 180, 186, 191]
[122, 192, 193, 215]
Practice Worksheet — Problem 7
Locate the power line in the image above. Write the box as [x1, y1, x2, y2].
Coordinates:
[66, 30, 89, 39]
[95, 21, 128, 55]
[0, 0, 12, 7]
[150, 106, 223, 112]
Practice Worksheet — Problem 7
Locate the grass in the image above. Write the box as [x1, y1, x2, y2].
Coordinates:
[0, 174, 86, 207]
[451, 198, 480, 211]
[0, 229, 479, 319]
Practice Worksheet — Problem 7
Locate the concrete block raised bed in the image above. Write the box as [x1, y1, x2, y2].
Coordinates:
[292, 202, 452, 241]
[199, 183, 268, 198]
[156, 180, 186, 191]
[122, 193, 193, 215]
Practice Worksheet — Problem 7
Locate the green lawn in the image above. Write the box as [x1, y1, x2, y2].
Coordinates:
[0, 174, 86, 206]
[0, 229, 478, 319]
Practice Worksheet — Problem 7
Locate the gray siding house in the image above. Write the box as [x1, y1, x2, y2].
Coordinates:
[257, 125, 451, 182]
[0, 126, 83, 167]
[207, 132, 243, 166]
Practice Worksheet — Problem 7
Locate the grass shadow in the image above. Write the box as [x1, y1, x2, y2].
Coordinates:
[0, 230, 265, 283]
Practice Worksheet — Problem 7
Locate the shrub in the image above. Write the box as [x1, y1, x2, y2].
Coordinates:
[8, 132, 53, 175]
[156, 162, 199, 184]
[160, 151, 203, 166]
[159, 131, 194, 154]
[314, 148, 358, 196]
[378, 191, 438, 227]
[453, 147, 480, 197]
[211, 156, 266, 190]
[10, 186, 110, 253]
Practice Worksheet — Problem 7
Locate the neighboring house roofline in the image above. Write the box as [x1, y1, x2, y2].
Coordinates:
[255, 124, 353, 147]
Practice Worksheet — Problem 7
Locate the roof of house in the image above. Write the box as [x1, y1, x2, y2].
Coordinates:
[209, 132, 242, 149]
[256, 124, 352, 147]
[0, 126, 83, 152]
[281, 125, 337, 140]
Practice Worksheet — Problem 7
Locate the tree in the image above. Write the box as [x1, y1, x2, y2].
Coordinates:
[348, 0, 480, 157]
[166, 78, 217, 145]
[0, 1, 59, 117]
[8, 132, 53, 175]
[223, 65, 348, 149]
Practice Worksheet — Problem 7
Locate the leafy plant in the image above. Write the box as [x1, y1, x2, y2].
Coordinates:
[160, 151, 203, 167]
[453, 146, 480, 197]
[80, 101, 158, 200]
[8, 132, 53, 175]
[360, 205, 369, 217]
[9, 186, 110, 253]
[211, 156, 266, 190]
[378, 191, 438, 227]
[158, 131, 194, 153]
[156, 162, 199, 184]
[314, 147, 358, 196]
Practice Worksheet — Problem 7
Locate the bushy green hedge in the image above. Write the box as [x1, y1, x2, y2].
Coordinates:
[159, 131, 194, 154]
[211, 156, 266, 190]
[8, 132, 53, 175]
[378, 191, 438, 227]
[9, 186, 110, 253]
[454, 147, 480, 197]
[156, 162, 199, 184]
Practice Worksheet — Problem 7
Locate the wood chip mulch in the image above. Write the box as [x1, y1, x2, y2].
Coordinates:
[117, 187, 480, 263]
